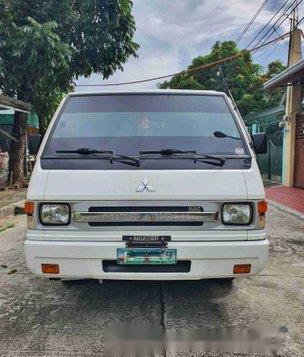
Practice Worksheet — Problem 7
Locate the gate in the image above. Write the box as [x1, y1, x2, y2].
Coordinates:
[294, 113, 304, 188]
[245, 106, 285, 183]
[256, 123, 283, 182]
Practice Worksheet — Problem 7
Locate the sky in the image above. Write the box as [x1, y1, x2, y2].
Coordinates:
[75, 0, 303, 91]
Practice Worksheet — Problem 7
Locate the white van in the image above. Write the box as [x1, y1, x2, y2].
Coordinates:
[24, 90, 269, 281]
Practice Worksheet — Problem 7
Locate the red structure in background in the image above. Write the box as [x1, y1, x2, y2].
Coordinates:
[266, 186, 304, 214]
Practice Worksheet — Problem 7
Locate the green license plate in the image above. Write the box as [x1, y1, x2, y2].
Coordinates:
[117, 248, 177, 265]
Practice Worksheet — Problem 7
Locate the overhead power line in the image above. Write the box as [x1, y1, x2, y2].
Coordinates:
[251, 0, 303, 51]
[298, 15, 304, 25]
[76, 31, 291, 87]
[260, 41, 285, 65]
[273, 26, 289, 44]
[253, 18, 290, 61]
[251, 0, 302, 66]
[236, 0, 271, 43]
[245, 0, 296, 49]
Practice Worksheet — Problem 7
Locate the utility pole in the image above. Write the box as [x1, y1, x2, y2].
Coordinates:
[282, 6, 302, 187]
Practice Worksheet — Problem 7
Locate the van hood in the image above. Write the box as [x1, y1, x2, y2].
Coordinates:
[31, 169, 255, 201]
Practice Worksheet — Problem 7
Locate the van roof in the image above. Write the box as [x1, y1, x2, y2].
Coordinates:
[69, 89, 226, 97]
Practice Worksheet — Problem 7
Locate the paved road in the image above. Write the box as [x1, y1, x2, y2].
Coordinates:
[0, 207, 303, 357]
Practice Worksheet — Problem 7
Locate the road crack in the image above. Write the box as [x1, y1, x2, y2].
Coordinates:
[159, 282, 166, 357]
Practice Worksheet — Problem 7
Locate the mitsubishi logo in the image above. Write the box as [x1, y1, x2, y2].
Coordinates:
[136, 178, 155, 193]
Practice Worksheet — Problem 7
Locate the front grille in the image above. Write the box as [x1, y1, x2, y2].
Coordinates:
[86, 206, 207, 227]
[102, 260, 191, 273]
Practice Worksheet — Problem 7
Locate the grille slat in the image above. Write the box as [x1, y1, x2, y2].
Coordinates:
[72, 206, 218, 227]
[89, 206, 202, 212]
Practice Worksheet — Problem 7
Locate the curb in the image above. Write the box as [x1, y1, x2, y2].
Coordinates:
[0, 199, 25, 220]
[268, 199, 304, 221]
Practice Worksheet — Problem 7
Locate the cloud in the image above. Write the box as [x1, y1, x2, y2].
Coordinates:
[75, 0, 292, 91]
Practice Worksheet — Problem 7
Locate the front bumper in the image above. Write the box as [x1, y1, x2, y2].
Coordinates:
[24, 231, 269, 281]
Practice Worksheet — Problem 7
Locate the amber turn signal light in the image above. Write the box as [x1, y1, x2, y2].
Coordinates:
[258, 201, 267, 229]
[24, 201, 34, 215]
[258, 201, 268, 215]
[233, 264, 251, 274]
[41, 264, 60, 274]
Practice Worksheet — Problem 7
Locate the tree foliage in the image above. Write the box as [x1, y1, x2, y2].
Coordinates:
[159, 41, 286, 116]
[0, 17, 72, 103]
[260, 60, 286, 108]
[0, 0, 138, 187]
[0, 0, 139, 125]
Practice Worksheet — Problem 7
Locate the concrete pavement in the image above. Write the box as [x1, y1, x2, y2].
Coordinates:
[0, 208, 304, 357]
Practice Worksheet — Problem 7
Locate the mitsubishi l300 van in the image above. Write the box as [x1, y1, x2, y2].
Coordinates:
[24, 90, 269, 281]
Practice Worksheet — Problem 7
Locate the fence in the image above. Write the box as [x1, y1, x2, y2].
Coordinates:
[245, 106, 284, 183]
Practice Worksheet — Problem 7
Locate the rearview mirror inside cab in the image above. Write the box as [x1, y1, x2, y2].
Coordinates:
[28, 134, 42, 155]
[251, 133, 267, 155]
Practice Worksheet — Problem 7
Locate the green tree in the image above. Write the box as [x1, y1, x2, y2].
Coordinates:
[260, 60, 286, 108]
[0, 18, 72, 188]
[0, 0, 138, 187]
[159, 41, 285, 116]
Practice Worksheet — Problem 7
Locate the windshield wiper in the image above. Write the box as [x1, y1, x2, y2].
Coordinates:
[140, 148, 196, 156]
[56, 148, 140, 167]
[56, 147, 113, 155]
[109, 154, 140, 167]
[193, 157, 225, 167]
[140, 148, 225, 166]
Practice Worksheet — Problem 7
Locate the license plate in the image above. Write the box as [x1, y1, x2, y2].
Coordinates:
[122, 235, 171, 243]
[117, 248, 177, 265]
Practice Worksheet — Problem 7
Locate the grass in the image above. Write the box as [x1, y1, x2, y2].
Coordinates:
[0, 222, 15, 233]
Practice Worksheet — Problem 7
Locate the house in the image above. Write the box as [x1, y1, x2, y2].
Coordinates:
[0, 94, 32, 187]
[0, 109, 39, 152]
[264, 58, 304, 189]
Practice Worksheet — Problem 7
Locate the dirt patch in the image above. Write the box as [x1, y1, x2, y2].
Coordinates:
[266, 207, 304, 256]
[0, 188, 27, 209]
[287, 238, 304, 246]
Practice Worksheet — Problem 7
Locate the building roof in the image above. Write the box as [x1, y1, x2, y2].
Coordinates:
[245, 105, 285, 124]
[0, 94, 31, 112]
[264, 58, 304, 91]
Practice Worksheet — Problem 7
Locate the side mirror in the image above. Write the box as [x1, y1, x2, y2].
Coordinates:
[28, 134, 42, 155]
[251, 133, 267, 154]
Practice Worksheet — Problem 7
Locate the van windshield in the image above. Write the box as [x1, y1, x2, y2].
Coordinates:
[42, 94, 249, 170]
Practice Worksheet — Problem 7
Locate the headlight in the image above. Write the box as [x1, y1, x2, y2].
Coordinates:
[222, 203, 252, 225]
[40, 203, 70, 226]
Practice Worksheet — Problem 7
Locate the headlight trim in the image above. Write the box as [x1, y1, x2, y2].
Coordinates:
[39, 203, 71, 226]
[221, 202, 253, 226]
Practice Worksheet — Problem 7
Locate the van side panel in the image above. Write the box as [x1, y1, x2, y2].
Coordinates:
[243, 160, 265, 200]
